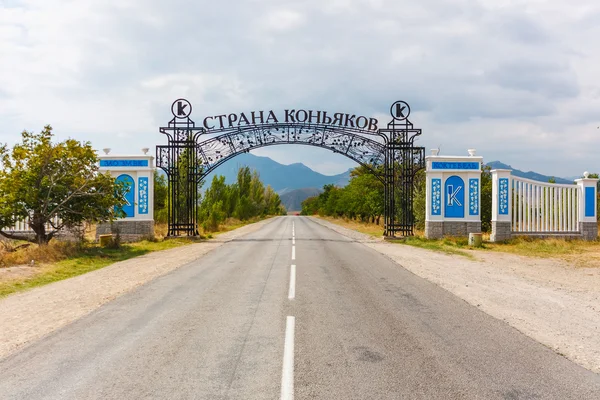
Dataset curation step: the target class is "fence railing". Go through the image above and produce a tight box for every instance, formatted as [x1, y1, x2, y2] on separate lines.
[4, 216, 61, 234]
[511, 176, 579, 233]
[492, 169, 598, 241]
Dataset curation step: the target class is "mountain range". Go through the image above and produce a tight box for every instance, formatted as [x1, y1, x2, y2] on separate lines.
[198, 154, 577, 211]
[202, 153, 350, 194]
[486, 161, 573, 184]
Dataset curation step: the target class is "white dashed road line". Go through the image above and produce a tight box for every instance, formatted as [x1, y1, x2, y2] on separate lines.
[280, 316, 295, 400]
[288, 265, 296, 300]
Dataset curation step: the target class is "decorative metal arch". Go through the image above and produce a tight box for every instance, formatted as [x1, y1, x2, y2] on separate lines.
[195, 125, 386, 182]
[157, 99, 424, 237]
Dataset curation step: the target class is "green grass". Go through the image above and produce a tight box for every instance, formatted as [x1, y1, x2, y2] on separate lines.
[0, 239, 194, 298]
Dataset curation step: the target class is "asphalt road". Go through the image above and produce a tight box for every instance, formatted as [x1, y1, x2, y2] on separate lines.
[1, 216, 599, 399]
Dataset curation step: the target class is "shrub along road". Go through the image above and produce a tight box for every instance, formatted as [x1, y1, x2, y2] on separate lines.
[0, 216, 599, 399]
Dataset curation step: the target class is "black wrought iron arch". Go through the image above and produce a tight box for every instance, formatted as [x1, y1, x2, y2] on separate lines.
[156, 99, 425, 238]
[195, 124, 387, 184]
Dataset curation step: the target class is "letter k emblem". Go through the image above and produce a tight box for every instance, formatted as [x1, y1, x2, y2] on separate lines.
[396, 104, 406, 118]
[177, 101, 188, 116]
[447, 185, 462, 206]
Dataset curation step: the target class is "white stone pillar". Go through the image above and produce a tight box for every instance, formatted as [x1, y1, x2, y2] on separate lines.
[576, 172, 599, 240]
[425, 149, 483, 238]
[490, 169, 512, 242]
[96, 149, 156, 241]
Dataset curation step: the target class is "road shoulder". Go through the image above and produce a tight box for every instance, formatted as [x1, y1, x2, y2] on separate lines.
[0, 217, 277, 360]
[309, 216, 600, 374]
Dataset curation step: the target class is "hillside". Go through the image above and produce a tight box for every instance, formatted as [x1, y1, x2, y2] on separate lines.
[486, 161, 574, 184]
[280, 187, 323, 212]
[202, 153, 351, 193]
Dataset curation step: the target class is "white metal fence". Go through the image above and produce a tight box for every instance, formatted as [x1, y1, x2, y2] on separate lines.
[511, 176, 579, 233]
[4, 216, 61, 233]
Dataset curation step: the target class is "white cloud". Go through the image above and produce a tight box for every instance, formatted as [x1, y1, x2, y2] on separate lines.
[0, 0, 599, 177]
[261, 9, 305, 32]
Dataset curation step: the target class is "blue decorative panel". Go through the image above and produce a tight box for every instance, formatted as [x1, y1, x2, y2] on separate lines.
[431, 179, 441, 216]
[585, 187, 595, 217]
[138, 177, 149, 215]
[499, 178, 509, 215]
[444, 175, 465, 218]
[116, 174, 135, 218]
[432, 162, 479, 170]
[101, 159, 149, 167]
[469, 178, 479, 216]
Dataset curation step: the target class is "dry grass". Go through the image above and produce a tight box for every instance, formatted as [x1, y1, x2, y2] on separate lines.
[0, 240, 80, 267]
[0, 238, 194, 298]
[0, 216, 276, 298]
[153, 217, 271, 240]
[317, 216, 385, 237]
[483, 237, 600, 268]
[317, 216, 600, 266]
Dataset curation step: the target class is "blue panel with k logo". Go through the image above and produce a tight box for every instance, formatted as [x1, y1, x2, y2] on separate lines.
[444, 175, 465, 218]
[116, 174, 135, 218]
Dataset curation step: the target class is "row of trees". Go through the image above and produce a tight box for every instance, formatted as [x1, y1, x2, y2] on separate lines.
[301, 165, 385, 224]
[153, 166, 286, 232]
[197, 167, 286, 231]
[301, 165, 494, 232]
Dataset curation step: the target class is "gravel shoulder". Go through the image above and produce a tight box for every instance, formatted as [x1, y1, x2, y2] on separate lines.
[310, 217, 600, 374]
[0, 218, 276, 360]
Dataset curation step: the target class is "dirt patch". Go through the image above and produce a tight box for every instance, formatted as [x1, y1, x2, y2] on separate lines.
[0, 264, 41, 280]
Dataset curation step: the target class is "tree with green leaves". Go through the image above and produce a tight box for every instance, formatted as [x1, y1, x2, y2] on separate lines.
[480, 165, 493, 232]
[153, 171, 168, 223]
[412, 169, 426, 230]
[264, 185, 283, 215]
[199, 175, 228, 231]
[198, 167, 285, 231]
[234, 166, 254, 220]
[0, 126, 127, 244]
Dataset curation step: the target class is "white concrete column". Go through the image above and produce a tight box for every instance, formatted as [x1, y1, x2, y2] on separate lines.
[576, 173, 598, 223]
[491, 169, 512, 223]
[490, 169, 512, 242]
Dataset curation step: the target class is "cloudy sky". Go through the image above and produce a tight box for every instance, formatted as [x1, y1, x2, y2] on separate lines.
[1, 0, 599, 177]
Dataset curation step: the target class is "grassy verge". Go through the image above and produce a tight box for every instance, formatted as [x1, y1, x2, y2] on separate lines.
[389, 236, 475, 259]
[316, 216, 472, 258]
[316, 216, 385, 237]
[315, 215, 600, 265]
[0, 216, 276, 298]
[0, 239, 194, 298]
